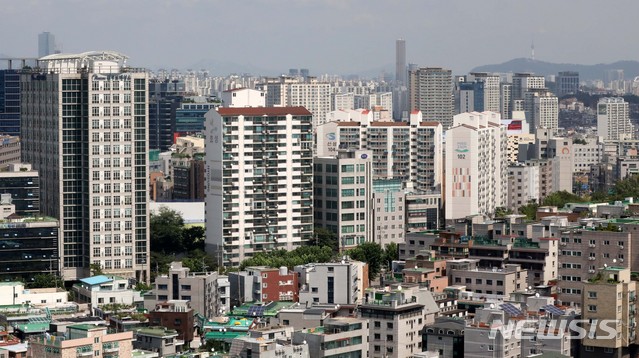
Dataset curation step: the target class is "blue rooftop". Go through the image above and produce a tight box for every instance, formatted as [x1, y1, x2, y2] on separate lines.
[79, 275, 113, 286]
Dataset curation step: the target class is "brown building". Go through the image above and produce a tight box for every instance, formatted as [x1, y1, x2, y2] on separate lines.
[229, 267, 299, 306]
[148, 300, 195, 343]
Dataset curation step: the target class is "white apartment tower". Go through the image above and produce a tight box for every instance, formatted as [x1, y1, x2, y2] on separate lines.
[21, 51, 150, 282]
[204, 107, 314, 267]
[445, 111, 508, 220]
[408, 67, 454, 128]
[597, 97, 632, 140]
[316, 110, 443, 193]
[468, 72, 501, 113]
[526, 89, 558, 135]
[257, 77, 331, 128]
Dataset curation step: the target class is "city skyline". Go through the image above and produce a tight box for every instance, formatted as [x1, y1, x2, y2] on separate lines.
[0, 0, 637, 75]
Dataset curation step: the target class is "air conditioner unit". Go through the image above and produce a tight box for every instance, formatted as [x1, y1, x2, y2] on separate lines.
[560, 242, 567, 246]
[589, 244, 596, 248]
[589, 257, 596, 261]
[620, 258, 624, 262]
[588, 270, 595, 273]
[620, 246, 624, 249]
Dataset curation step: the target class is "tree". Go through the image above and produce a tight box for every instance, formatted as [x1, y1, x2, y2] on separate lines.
[541, 191, 585, 208]
[182, 249, 218, 273]
[239, 245, 336, 270]
[347, 242, 385, 282]
[183, 225, 206, 251]
[383, 242, 399, 270]
[28, 273, 63, 289]
[494, 207, 513, 218]
[150, 207, 185, 253]
[90, 263, 104, 276]
[518, 201, 539, 221]
[312, 227, 339, 253]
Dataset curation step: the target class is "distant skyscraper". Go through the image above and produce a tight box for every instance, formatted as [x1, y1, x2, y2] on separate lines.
[38, 32, 56, 58]
[597, 97, 632, 140]
[556, 71, 579, 97]
[0, 69, 21, 135]
[408, 67, 454, 128]
[21, 51, 151, 282]
[395, 39, 406, 85]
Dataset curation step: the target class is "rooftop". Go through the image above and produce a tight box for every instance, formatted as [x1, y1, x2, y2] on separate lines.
[217, 107, 312, 116]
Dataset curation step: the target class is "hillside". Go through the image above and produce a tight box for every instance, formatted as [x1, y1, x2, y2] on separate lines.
[471, 58, 639, 82]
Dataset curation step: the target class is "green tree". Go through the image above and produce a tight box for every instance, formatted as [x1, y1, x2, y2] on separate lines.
[150, 207, 185, 253]
[518, 201, 539, 221]
[90, 263, 104, 276]
[541, 191, 585, 208]
[494, 207, 513, 218]
[182, 249, 218, 273]
[183, 225, 206, 251]
[28, 273, 63, 288]
[383, 242, 399, 270]
[239, 245, 336, 270]
[312, 227, 339, 253]
[347, 242, 385, 282]
[150, 251, 173, 279]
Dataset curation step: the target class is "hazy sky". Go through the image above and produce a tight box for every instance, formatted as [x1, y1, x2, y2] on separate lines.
[2, 0, 638, 75]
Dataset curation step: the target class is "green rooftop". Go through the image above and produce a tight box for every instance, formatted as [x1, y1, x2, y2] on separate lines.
[136, 327, 178, 337]
[68, 324, 106, 331]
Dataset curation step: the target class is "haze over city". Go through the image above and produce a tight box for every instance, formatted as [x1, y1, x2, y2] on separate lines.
[2, 0, 638, 74]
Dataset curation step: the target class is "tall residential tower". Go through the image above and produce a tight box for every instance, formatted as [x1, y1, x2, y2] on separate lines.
[21, 51, 150, 282]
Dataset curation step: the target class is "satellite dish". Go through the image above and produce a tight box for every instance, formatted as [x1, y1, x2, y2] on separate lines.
[604, 264, 608, 268]
[613, 259, 617, 264]
[397, 285, 402, 291]
[490, 303, 495, 309]
[535, 293, 540, 298]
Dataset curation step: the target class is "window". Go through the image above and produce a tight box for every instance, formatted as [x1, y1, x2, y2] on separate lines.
[588, 305, 597, 312]
[588, 291, 597, 298]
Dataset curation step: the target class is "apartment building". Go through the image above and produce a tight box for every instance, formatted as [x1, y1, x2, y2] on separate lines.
[152, 261, 229, 319]
[313, 149, 373, 250]
[292, 317, 369, 358]
[408, 67, 454, 128]
[581, 266, 639, 357]
[317, 110, 443, 193]
[445, 111, 508, 220]
[29, 324, 133, 358]
[448, 260, 528, 296]
[21, 51, 150, 281]
[507, 162, 540, 212]
[204, 107, 313, 266]
[359, 287, 439, 358]
[597, 97, 632, 141]
[228, 266, 299, 306]
[557, 228, 632, 307]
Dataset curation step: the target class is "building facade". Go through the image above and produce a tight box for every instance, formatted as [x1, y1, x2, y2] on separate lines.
[408, 67, 453, 129]
[204, 107, 314, 266]
[445, 111, 507, 220]
[20, 51, 150, 281]
[597, 97, 632, 141]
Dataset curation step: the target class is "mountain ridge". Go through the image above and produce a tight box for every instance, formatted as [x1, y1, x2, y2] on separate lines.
[471, 58, 639, 82]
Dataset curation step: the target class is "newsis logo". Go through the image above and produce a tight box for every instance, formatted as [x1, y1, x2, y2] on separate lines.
[326, 133, 337, 141]
[489, 319, 619, 340]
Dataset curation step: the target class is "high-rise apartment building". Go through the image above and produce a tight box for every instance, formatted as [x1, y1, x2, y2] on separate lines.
[597, 97, 632, 141]
[409, 67, 453, 128]
[257, 77, 331, 128]
[467, 72, 501, 113]
[204, 107, 313, 267]
[445, 111, 508, 220]
[317, 110, 443, 192]
[556, 71, 579, 97]
[526, 89, 558, 135]
[20, 51, 150, 282]
[37, 32, 57, 58]
[511, 73, 545, 101]
[313, 149, 373, 250]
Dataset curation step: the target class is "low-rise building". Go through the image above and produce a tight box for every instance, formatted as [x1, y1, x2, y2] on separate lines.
[134, 327, 182, 357]
[228, 267, 299, 306]
[152, 261, 228, 319]
[28, 324, 133, 358]
[148, 300, 194, 343]
[422, 318, 465, 358]
[448, 260, 528, 296]
[359, 287, 439, 358]
[72, 275, 142, 307]
[292, 317, 369, 358]
[0, 282, 67, 306]
[229, 335, 308, 358]
[295, 260, 368, 305]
